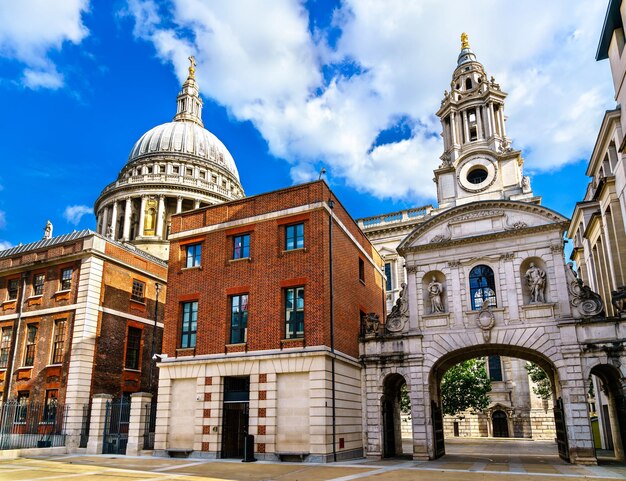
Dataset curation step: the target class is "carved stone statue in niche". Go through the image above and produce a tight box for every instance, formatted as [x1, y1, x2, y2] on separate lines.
[428, 276, 445, 313]
[525, 262, 546, 303]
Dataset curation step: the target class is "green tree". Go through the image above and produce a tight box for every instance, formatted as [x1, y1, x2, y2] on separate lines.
[525, 362, 552, 400]
[441, 359, 491, 416]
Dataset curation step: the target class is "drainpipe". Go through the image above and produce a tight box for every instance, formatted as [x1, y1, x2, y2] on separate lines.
[328, 198, 337, 463]
[4, 272, 29, 402]
[148, 282, 161, 393]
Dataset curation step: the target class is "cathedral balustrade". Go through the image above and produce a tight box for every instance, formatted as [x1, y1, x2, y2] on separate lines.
[98, 174, 234, 198]
[359, 205, 432, 229]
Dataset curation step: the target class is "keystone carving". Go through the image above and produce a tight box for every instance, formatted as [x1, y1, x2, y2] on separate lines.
[476, 299, 495, 342]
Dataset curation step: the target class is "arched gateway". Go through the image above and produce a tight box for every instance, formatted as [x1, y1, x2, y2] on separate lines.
[360, 199, 626, 464]
[358, 34, 626, 466]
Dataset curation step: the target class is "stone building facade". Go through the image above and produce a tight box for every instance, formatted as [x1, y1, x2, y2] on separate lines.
[358, 35, 555, 443]
[0, 230, 166, 447]
[566, 0, 626, 454]
[154, 180, 385, 461]
[359, 35, 626, 465]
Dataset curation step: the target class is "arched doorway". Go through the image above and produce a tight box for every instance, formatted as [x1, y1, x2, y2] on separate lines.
[427, 344, 568, 461]
[492, 410, 509, 437]
[588, 364, 626, 462]
[381, 373, 411, 458]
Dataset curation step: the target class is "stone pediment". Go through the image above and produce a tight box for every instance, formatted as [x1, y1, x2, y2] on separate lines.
[397, 201, 568, 254]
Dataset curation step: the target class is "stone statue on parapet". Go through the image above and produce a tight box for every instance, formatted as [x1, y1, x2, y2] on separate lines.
[43, 220, 53, 240]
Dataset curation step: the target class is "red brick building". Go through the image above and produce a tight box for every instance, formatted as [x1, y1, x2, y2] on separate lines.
[0, 230, 166, 448]
[155, 180, 385, 461]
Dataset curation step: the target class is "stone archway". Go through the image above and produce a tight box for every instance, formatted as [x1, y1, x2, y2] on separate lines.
[381, 373, 407, 458]
[360, 200, 626, 466]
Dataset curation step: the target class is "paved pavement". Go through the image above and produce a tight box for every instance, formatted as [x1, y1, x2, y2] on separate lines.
[0, 438, 624, 481]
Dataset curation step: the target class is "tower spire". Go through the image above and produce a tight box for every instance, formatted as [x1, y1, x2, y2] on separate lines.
[173, 55, 204, 127]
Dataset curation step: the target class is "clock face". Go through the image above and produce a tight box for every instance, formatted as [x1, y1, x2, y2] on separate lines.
[457, 156, 497, 193]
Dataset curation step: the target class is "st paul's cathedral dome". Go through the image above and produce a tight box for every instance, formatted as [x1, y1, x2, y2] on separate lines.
[94, 57, 245, 260]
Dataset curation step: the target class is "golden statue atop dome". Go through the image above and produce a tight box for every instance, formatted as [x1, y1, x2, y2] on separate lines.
[188, 56, 196, 79]
[461, 32, 470, 49]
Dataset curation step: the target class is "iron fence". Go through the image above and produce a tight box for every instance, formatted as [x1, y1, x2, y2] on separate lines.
[142, 401, 157, 450]
[103, 398, 130, 454]
[0, 400, 67, 450]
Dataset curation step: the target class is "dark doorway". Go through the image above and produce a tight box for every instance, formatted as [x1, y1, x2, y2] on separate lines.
[492, 410, 509, 438]
[432, 400, 445, 457]
[382, 399, 395, 457]
[221, 377, 250, 459]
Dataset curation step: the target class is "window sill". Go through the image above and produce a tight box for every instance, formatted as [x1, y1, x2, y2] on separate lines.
[182, 265, 202, 271]
[45, 364, 62, 368]
[27, 295, 43, 300]
[2, 300, 17, 310]
[229, 257, 252, 264]
[53, 290, 71, 301]
[17, 366, 33, 370]
[281, 337, 304, 342]
[123, 368, 141, 373]
[282, 248, 307, 255]
[226, 343, 247, 347]
[130, 298, 146, 306]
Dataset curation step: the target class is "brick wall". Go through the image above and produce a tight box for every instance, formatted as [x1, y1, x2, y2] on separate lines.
[164, 181, 384, 359]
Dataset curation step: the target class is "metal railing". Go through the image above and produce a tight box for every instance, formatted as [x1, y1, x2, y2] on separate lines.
[0, 400, 67, 450]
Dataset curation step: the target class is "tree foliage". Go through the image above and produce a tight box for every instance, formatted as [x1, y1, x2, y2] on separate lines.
[525, 362, 552, 400]
[400, 383, 411, 416]
[441, 359, 491, 416]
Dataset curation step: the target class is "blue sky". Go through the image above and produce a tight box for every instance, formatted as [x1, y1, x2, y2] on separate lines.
[0, 1, 615, 249]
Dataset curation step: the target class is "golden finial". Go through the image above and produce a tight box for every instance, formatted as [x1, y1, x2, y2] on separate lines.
[461, 32, 470, 49]
[188, 55, 196, 79]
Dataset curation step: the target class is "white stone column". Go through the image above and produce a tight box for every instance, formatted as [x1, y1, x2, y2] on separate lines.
[110, 201, 118, 240]
[123, 197, 132, 241]
[194, 199, 201, 209]
[450, 112, 457, 146]
[126, 392, 153, 456]
[483, 106, 491, 138]
[489, 102, 497, 136]
[462, 110, 469, 144]
[101, 206, 110, 237]
[64, 254, 104, 449]
[156, 195, 165, 239]
[176, 196, 183, 214]
[476, 107, 484, 140]
[86, 394, 112, 454]
[500, 107, 507, 137]
[138, 195, 147, 237]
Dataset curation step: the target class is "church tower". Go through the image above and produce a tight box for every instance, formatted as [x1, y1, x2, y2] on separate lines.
[434, 33, 538, 209]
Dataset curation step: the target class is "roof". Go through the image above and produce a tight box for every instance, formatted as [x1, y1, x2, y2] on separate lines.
[0, 229, 167, 267]
[597, 0, 623, 60]
[0, 230, 94, 259]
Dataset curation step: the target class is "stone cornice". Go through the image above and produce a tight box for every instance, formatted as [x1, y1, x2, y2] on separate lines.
[398, 200, 569, 255]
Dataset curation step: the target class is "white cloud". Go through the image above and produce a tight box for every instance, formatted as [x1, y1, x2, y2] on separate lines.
[0, 211, 5, 230]
[126, 0, 613, 202]
[0, 241, 11, 251]
[63, 204, 92, 225]
[0, 0, 89, 89]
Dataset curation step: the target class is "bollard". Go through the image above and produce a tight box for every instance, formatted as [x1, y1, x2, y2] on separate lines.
[242, 434, 256, 462]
